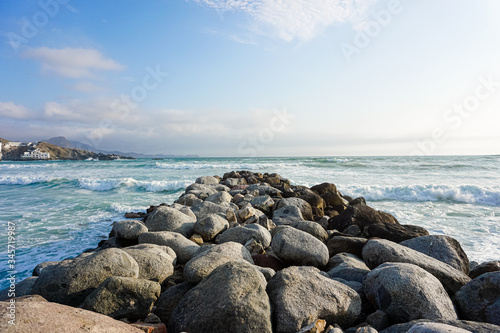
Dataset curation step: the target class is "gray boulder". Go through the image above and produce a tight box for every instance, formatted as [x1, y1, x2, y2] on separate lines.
[272, 205, 304, 225]
[407, 322, 472, 332]
[175, 193, 203, 206]
[218, 223, 272, 248]
[195, 176, 219, 185]
[380, 319, 500, 333]
[0, 277, 37, 301]
[267, 266, 361, 332]
[330, 202, 399, 232]
[401, 235, 469, 274]
[169, 261, 272, 333]
[327, 253, 371, 283]
[292, 220, 329, 242]
[271, 226, 329, 267]
[154, 282, 195, 325]
[145, 206, 196, 237]
[32, 248, 139, 306]
[362, 239, 471, 295]
[138, 231, 199, 264]
[191, 201, 235, 220]
[193, 214, 229, 241]
[122, 244, 176, 283]
[205, 191, 232, 204]
[111, 220, 148, 240]
[251, 195, 275, 215]
[326, 235, 367, 257]
[184, 242, 254, 283]
[363, 223, 429, 243]
[469, 260, 500, 279]
[364, 263, 457, 323]
[454, 272, 500, 325]
[277, 197, 314, 220]
[82, 276, 160, 321]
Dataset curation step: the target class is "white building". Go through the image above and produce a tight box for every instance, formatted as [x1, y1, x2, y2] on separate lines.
[22, 148, 50, 160]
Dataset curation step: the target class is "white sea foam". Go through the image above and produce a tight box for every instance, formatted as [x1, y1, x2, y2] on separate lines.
[344, 184, 500, 206]
[154, 162, 300, 170]
[0, 175, 62, 185]
[0, 163, 56, 169]
[110, 203, 147, 214]
[78, 177, 191, 192]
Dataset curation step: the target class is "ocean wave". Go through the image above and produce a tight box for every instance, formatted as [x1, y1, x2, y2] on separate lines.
[110, 203, 147, 214]
[345, 184, 500, 206]
[0, 175, 64, 185]
[154, 162, 300, 170]
[78, 177, 191, 192]
[0, 163, 56, 169]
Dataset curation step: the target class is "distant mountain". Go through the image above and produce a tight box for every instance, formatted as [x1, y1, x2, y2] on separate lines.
[42, 137, 199, 158]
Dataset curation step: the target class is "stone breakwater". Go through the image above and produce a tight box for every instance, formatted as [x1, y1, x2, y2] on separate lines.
[2, 170, 500, 333]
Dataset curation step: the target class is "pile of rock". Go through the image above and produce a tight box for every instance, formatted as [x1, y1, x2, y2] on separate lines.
[2, 170, 500, 333]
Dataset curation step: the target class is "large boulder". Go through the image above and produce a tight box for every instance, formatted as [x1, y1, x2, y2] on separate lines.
[299, 192, 326, 219]
[454, 272, 500, 325]
[251, 195, 275, 215]
[469, 260, 500, 279]
[267, 266, 361, 332]
[205, 191, 232, 204]
[82, 276, 161, 321]
[195, 176, 219, 185]
[111, 220, 148, 240]
[169, 261, 272, 333]
[330, 202, 399, 232]
[32, 248, 139, 306]
[122, 244, 176, 283]
[144, 206, 196, 237]
[362, 239, 471, 295]
[193, 214, 229, 241]
[190, 201, 235, 220]
[327, 253, 371, 283]
[292, 220, 329, 242]
[276, 197, 314, 221]
[0, 299, 143, 332]
[175, 193, 203, 206]
[400, 235, 469, 274]
[363, 263, 458, 323]
[154, 282, 195, 325]
[218, 223, 272, 248]
[406, 322, 472, 332]
[380, 319, 500, 333]
[362, 223, 429, 243]
[184, 242, 254, 283]
[271, 226, 329, 267]
[326, 235, 367, 257]
[138, 231, 199, 264]
[272, 205, 305, 225]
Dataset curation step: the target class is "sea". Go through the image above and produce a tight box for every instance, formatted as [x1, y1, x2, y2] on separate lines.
[1, 155, 499, 290]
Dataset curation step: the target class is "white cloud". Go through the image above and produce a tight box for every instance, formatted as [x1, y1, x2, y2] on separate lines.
[194, 0, 378, 41]
[70, 82, 107, 93]
[0, 101, 31, 119]
[21, 47, 125, 78]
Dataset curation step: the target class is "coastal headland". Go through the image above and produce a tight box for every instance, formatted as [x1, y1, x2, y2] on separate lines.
[1, 170, 499, 333]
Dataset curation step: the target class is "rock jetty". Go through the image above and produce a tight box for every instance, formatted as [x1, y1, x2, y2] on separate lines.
[2, 170, 500, 333]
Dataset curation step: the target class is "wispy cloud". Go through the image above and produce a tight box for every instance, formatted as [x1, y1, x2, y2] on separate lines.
[0, 101, 31, 119]
[194, 0, 379, 41]
[21, 47, 125, 78]
[70, 82, 107, 93]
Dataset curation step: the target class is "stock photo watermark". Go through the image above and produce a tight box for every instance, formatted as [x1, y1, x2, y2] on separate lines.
[412, 74, 499, 155]
[5, 221, 17, 325]
[237, 109, 295, 157]
[340, 0, 403, 64]
[84, 65, 168, 148]
[5, 0, 73, 53]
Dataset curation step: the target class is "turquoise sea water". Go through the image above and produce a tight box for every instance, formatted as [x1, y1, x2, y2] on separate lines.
[1, 156, 499, 289]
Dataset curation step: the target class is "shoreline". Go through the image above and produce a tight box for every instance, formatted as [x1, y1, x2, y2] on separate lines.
[1, 170, 500, 332]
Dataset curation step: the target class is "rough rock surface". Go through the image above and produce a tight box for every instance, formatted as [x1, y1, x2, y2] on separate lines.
[327, 235, 367, 257]
[276, 197, 314, 221]
[267, 266, 361, 332]
[154, 282, 194, 325]
[111, 220, 148, 240]
[327, 253, 371, 283]
[82, 276, 161, 321]
[363, 223, 429, 243]
[271, 226, 329, 267]
[454, 272, 500, 325]
[330, 202, 399, 231]
[364, 262, 458, 323]
[362, 239, 471, 295]
[145, 206, 196, 237]
[218, 223, 272, 248]
[400, 235, 469, 274]
[169, 261, 272, 333]
[380, 319, 500, 333]
[32, 248, 139, 306]
[468, 260, 500, 279]
[193, 213, 229, 241]
[138, 231, 199, 264]
[0, 299, 143, 332]
[122, 244, 175, 283]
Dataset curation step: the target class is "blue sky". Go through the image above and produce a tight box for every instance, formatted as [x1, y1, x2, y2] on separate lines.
[1, 0, 499, 156]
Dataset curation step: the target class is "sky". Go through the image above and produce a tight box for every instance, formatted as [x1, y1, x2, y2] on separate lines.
[1, 0, 500, 157]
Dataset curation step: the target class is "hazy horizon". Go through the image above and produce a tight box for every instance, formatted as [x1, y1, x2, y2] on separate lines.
[1, 1, 500, 157]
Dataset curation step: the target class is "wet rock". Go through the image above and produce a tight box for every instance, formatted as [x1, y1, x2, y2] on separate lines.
[169, 261, 272, 333]
[362, 239, 471, 295]
[33, 260, 60, 276]
[271, 226, 329, 267]
[401, 235, 469, 274]
[32, 248, 139, 306]
[138, 231, 199, 264]
[454, 271, 500, 325]
[363, 223, 429, 243]
[468, 260, 500, 279]
[267, 266, 361, 332]
[193, 214, 229, 241]
[144, 206, 196, 238]
[122, 244, 176, 283]
[82, 276, 160, 321]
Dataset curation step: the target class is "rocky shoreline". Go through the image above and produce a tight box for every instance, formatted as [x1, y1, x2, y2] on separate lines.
[2, 170, 500, 333]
